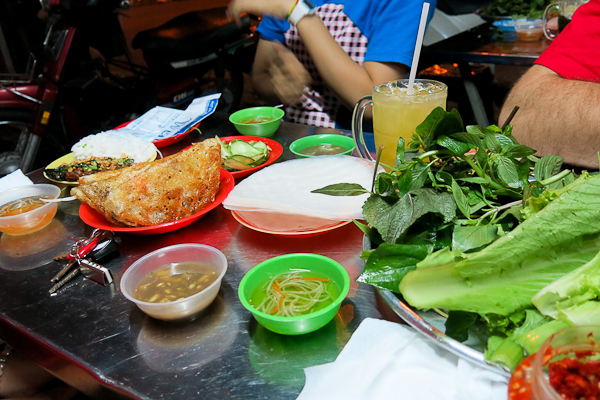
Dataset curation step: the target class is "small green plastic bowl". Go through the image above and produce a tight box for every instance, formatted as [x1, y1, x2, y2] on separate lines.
[289, 134, 356, 158]
[238, 253, 350, 335]
[229, 107, 285, 137]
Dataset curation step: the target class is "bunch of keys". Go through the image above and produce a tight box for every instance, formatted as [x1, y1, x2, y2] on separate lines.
[50, 229, 120, 294]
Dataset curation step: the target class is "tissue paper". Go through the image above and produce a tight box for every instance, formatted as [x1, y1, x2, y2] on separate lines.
[0, 170, 33, 193]
[296, 318, 508, 400]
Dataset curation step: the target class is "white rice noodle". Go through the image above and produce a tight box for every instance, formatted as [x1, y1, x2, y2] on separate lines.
[71, 131, 157, 163]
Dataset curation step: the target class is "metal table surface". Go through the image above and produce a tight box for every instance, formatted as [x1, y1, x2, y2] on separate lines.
[0, 121, 393, 399]
[421, 22, 552, 67]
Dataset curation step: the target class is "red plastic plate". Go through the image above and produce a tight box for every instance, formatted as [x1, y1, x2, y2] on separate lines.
[230, 210, 352, 238]
[218, 136, 283, 179]
[79, 169, 234, 235]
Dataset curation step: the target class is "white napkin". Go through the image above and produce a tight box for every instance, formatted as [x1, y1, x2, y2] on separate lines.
[223, 155, 382, 221]
[0, 170, 33, 193]
[296, 318, 508, 400]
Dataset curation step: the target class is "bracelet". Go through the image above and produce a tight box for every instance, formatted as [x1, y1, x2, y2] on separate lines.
[286, 0, 300, 19]
[288, 0, 316, 26]
[0, 342, 12, 386]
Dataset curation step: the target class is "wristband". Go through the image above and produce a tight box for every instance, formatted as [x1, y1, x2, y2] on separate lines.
[288, 0, 316, 26]
[286, 0, 300, 19]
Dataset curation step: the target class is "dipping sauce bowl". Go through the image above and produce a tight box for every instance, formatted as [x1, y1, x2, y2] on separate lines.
[121, 244, 228, 321]
[0, 184, 61, 236]
[229, 107, 285, 137]
[289, 134, 355, 158]
[238, 253, 350, 335]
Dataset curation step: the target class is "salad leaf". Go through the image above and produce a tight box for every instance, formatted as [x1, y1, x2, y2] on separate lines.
[533, 249, 600, 318]
[357, 243, 430, 291]
[400, 174, 600, 315]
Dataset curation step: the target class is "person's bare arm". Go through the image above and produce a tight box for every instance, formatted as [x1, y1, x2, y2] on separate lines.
[229, 0, 408, 110]
[499, 64, 600, 169]
[295, 14, 408, 110]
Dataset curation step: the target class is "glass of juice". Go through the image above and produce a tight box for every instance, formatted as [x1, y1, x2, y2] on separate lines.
[543, 0, 586, 40]
[352, 79, 447, 170]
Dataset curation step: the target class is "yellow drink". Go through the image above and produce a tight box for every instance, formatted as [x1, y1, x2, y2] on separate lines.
[372, 79, 447, 169]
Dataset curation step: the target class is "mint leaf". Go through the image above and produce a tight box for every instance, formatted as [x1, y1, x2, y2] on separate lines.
[311, 183, 368, 196]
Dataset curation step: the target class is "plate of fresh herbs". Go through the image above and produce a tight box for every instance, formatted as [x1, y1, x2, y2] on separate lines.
[313, 106, 600, 374]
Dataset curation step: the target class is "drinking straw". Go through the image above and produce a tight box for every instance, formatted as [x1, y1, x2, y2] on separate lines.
[407, 2, 431, 95]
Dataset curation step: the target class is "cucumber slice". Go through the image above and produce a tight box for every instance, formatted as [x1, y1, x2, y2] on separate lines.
[250, 154, 268, 166]
[251, 141, 268, 152]
[223, 158, 253, 170]
[215, 136, 233, 158]
[230, 140, 262, 158]
[230, 154, 255, 164]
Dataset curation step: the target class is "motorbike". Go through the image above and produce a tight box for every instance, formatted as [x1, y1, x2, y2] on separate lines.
[0, 0, 258, 176]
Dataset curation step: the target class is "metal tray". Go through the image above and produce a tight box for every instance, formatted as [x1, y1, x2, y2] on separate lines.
[363, 236, 511, 378]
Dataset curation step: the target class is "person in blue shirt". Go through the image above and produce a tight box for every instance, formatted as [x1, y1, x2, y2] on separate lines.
[228, 0, 436, 128]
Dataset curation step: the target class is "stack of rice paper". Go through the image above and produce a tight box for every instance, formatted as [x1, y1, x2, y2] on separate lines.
[222, 155, 382, 232]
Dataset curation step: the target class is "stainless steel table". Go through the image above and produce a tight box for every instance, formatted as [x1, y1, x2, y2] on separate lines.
[0, 122, 394, 399]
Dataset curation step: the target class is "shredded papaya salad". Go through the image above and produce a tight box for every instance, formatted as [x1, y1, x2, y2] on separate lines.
[255, 272, 332, 317]
[0, 197, 48, 217]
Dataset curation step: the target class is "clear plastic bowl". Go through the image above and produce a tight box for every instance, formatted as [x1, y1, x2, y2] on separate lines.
[515, 20, 544, 41]
[0, 184, 61, 235]
[120, 244, 228, 321]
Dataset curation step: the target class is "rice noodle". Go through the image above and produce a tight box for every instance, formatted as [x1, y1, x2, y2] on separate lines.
[255, 272, 331, 317]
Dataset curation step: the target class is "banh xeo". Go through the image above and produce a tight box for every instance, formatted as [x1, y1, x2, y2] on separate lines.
[313, 106, 600, 372]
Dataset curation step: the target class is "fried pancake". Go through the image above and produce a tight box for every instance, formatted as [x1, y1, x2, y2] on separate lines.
[71, 139, 221, 227]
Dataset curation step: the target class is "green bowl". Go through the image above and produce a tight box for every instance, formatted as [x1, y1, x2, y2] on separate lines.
[289, 134, 356, 158]
[238, 253, 350, 335]
[229, 107, 285, 137]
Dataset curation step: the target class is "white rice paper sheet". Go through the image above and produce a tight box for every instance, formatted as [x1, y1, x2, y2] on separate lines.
[222, 155, 382, 221]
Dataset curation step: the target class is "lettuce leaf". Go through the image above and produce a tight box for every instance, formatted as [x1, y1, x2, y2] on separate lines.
[400, 174, 600, 316]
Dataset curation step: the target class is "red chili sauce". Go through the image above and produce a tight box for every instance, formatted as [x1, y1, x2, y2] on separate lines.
[548, 353, 600, 400]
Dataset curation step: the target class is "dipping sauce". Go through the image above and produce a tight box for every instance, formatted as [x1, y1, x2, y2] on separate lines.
[516, 27, 543, 41]
[240, 116, 274, 124]
[298, 144, 349, 156]
[0, 196, 51, 217]
[134, 262, 218, 303]
[249, 271, 339, 317]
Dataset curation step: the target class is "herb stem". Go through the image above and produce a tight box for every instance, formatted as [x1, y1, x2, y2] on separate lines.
[457, 154, 505, 191]
[540, 169, 571, 186]
[417, 150, 442, 160]
[477, 200, 523, 224]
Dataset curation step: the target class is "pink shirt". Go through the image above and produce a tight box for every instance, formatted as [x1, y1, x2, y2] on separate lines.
[535, 0, 600, 82]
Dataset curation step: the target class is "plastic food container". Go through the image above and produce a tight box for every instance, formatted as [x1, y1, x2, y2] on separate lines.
[289, 134, 356, 158]
[0, 184, 61, 235]
[515, 20, 544, 41]
[229, 107, 284, 137]
[120, 244, 228, 321]
[238, 253, 350, 335]
[509, 325, 600, 400]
